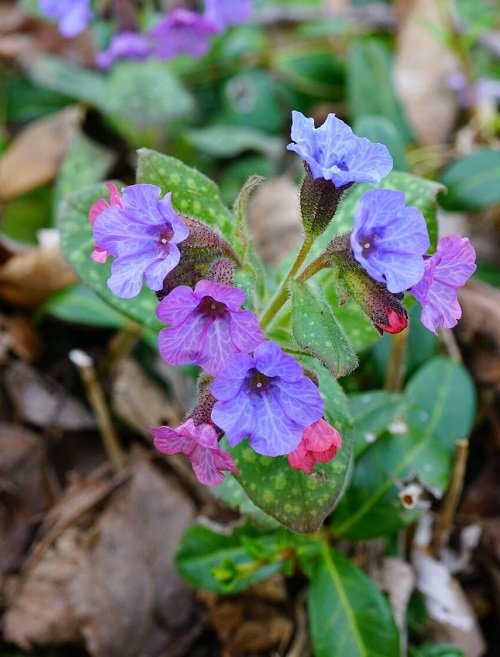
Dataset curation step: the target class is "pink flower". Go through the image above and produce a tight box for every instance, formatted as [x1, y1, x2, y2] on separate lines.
[411, 235, 476, 334]
[150, 418, 239, 486]
[88, 183, 122, 264]
[157, 280, 265, 376]
[288, 419, 342, 473]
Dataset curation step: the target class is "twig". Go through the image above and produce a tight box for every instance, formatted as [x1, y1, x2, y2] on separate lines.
[432, 439, 469, 552]
[98, 322, 142, 375]
[439, 327, 463, 364]
[70, 349, 126, 475]
[384, 329, 409, 392]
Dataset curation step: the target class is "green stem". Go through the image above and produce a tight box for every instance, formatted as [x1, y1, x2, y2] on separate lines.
[296, 253, 329, 283]
[384, 329, 409, 392]
[259, 236, 314, 330]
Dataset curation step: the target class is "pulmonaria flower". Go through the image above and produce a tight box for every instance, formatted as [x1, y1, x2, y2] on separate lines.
[287, 110, 393, 187]
[211, 342, 324, 457]
[39, 0, 93, 38]
[92, 184, 189, 298]
[350, 189, 430, 293]
[410, 235, 476, 334]
[151, 419, 238, 486]
[204, 0, 253, 28]
[149, 9, 218, 60]
[88, 182, 122, 264]
[288, 419, 342, 473]
[157, 280, 264, 376]
[96, 32, 153, 69]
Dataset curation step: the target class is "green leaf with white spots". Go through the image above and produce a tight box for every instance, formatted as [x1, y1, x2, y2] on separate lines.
[211, 476, 280, 531]
[309, 544, 401, 657]
[349, 391, 408, 458]
[57, 183, 161, 331]
[225, 364, 353, 534]
[290, 280, 358, 377]
[330, 357, 475, 539]
[136, 148, 234, 239]
[40, 284, 128, 329]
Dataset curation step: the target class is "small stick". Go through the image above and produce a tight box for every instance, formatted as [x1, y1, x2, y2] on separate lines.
[432, 438, 469, 551]
[439, 327, 463, 364]
[70, 349, 126, 475]
[384, 329, 408, 392]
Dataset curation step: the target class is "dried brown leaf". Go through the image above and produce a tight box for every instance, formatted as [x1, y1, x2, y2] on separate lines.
[394, 0, 459, 145]
[4, 455, 197, 657]
[0, 106, 82, 200]
[0, 313, 40, 364]
[0, 424, 50, 579]
[0, 244, 78, 306]
[247, 175, 302, 266]
[4, 360, 96, 431]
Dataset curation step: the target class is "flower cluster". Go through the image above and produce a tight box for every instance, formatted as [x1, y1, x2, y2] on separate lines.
[97, 0, 253, 69]
[87, 108, 476, 490]
[89, 177, 337, 486]
[288, 111, 476, 336]
[39, 0, 93, 37]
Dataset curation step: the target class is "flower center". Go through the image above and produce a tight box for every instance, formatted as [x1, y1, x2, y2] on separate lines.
[336, 160, 349, 171]
[197, 296, 228, 318]
[247, 369, 274, 393]
[358, 234, 376, 256]
[159, 223, 174, 250]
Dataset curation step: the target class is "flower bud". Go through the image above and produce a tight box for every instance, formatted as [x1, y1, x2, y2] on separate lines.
[300, 164, 351, 239]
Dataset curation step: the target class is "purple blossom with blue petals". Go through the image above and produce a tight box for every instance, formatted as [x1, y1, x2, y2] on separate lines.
[92, 184, 189, 299]
[96, 32, 153, 70]
[350, 189, 430, 294]
[204, 0, 253, 28]
[411, 234, 476, 334]
[211, 342, 324, 457]
[287, 110, 393, 187]
[157, 280, 265, 376]
[39, 0, 93, 38]
[149, 8, 218, 60]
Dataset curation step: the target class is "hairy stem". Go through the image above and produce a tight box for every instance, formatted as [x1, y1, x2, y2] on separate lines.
[384, 328, 409, 392]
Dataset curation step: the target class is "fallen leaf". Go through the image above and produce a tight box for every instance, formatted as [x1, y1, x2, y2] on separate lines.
[0, 313, 40, 364]
[4, 360, 96, 431]
[393, 0, 459, 145]
[0, 424, 50, 580]
[0, 106, 82, 200]
[0, 244, 78, 306]
[4, 454, 198, 657]
[111, 357, 182, 437]
[247, 175, 302, 266]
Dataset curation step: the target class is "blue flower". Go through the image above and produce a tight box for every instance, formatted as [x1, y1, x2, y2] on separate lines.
[211, 342, 324, 457]
[287, 110, 393, 187]
[39, 0, 93, 38]
[350, 189, 430, 293]
[92, 184, 189, 299]
[204, 0, 253, 29]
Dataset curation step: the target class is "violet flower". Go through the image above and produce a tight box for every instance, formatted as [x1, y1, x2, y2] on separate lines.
[204, 0, 253, 29]
[157, 280, 265, 376]
[88, 182, 122, 264]
[149, 8, 218, 60]
[151, 419, 238, 486]
[350, 189, 430, 293]
[288, 419, 342, 474]
[411, 234, 476, 334]
[287, 110, 393, 187]
[211, 342, 324, 457]
[96, 32, 153, 70]
[92, 184, 189, 299]
[39, 0, 93, 38]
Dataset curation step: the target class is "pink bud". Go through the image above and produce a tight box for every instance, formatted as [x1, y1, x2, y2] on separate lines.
[288, 419, 342, 473]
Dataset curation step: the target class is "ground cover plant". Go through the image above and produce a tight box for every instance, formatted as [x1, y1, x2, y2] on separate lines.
[0, 1, 499, 656]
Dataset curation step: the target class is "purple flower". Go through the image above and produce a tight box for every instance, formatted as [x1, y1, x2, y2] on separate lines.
[411, 234, 476, 334]
[157, 280, 265, 376]
[204, 0, 253, 29]
[287, 110, 393, 187]
[151, 419, 239, 486]
[149, 8, 218, 60]
[92, 184, 189, 298]
[39, 0, 93, 37]
[211, 342, 324, 457]
[350, 189, 430, 293]
[96, 32, 153, 69]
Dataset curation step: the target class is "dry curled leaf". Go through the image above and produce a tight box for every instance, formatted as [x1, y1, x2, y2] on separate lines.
[0, 106, 82, 200]
[4, 360, 96, 431]
[4, 455, 197, 657]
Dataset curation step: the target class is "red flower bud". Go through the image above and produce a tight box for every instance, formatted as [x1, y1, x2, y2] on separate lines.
[376, 308, 408, 334]
[288, 419, 342, 473]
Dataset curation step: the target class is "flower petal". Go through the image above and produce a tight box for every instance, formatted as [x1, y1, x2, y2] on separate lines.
[278, 378, 324, 428]
[157, 285, 199, 326]
[229, 310, 265, 353]
[249, 388, 303, 456]
[150, 424, 195, 455]
[253, 341, 303, 381]
[211, 353, 254, 401]
[143, 245, 181, 291]
[211, 389, 256, 445]
[194, 280, 245, 311]
[121, 184, 164, 226]
[158, 312, 207, 366]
